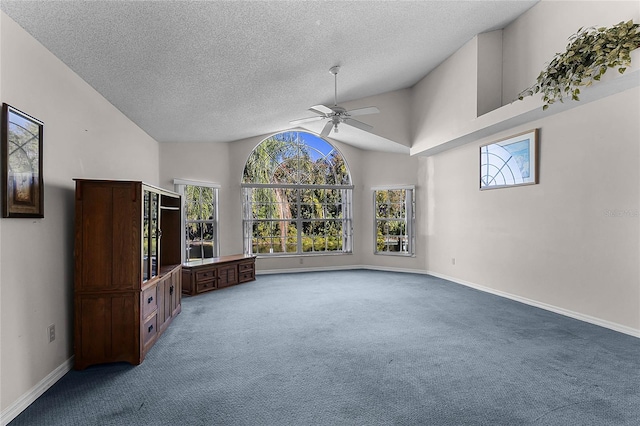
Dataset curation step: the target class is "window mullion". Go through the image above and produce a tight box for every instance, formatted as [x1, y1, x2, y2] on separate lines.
[296, 189, 302, 254]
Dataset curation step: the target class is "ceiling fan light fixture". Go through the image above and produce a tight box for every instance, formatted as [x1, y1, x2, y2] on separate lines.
[290, 65, 380, 137]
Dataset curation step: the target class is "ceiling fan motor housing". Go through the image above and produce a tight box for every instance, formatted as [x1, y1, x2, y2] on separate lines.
[330, 106, 347, 117]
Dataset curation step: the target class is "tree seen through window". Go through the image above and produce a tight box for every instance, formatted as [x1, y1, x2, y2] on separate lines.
[242, 131, 352, 255]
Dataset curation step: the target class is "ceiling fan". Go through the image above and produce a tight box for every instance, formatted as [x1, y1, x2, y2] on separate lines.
[290, 66, 379, 137]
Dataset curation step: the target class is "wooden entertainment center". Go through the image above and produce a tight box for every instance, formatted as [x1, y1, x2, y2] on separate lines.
[182, 254, 256, 296]
[73, 179, 182, 370]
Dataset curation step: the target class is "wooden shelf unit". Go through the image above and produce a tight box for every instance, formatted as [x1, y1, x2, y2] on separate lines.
[73, 179, 182, 370]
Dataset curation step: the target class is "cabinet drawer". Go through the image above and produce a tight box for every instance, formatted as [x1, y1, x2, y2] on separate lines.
[239, 272, 254, 283]
[196, 269, 216, 281]
[238, 262, 254, 272]
[196, 280, 216, 293]
[142, 286, 157, 318]
[143, 314, 157, 345]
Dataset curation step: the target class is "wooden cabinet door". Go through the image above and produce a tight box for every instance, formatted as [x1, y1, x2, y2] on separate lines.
[217, 264, 238, 289]
[170, 268, 181, 316]
[76, 182, 141, 292]
[164, 274, 173, 324]
[155, 275, 170, 332]
[75, 294, 139, 369]
[156, 268, 181, 333]
[143, 190, 161, 283]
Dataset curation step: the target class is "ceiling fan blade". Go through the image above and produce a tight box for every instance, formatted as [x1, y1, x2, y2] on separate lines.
[343, 118, 373, 132]
[320, 120, 333, 137]
[346, 106, 379, 117]
[309, 104, 334, 115]
[290, 116, 325, 125]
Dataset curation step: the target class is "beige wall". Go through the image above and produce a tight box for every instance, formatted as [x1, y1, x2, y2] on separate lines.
[158, 140, 239, 253]
[413, 0, 640, 333]
[340, 89, 413, 148]
[422, 88, 639, 331]
[358, 151, 423, 270]
[412, 0, 640, 156]
[0, 12, 161, 414]
[476, 30, 503, 116]
[411, 36, 478, 154]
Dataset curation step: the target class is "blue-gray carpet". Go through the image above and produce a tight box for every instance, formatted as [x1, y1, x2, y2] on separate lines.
[8, 270, 640, 425]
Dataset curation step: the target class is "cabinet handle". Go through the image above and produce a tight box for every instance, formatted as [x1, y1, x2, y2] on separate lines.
[147, 296, 153, 304]
[148, 324, 154, 333]
[169, 285, 174, 295]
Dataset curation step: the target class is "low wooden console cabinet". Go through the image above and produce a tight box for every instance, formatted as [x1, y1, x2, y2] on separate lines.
[182, 254, 257, 295]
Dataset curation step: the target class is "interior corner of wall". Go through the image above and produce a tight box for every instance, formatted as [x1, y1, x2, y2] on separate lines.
[476, 29, 504, 117]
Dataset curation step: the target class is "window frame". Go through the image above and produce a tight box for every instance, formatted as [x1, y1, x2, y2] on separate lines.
[372, 185, 415, 257]
[241, 131, 353, 257]
[173, 179, 220, 263]
[242, 183, 353, 257]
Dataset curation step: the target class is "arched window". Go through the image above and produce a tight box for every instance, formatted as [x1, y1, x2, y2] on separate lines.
[242, 131, 353, 255]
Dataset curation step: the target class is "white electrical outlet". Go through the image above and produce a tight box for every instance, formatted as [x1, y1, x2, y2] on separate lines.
[48, 324, 55, 343]
[452, 258, 456, 265]
[299, 257, 304, 265]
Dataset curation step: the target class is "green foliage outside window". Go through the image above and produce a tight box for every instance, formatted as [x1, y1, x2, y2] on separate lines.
[242, 131, 352, 255]
[374, 189, 412, 255]
[184, 185, 217, 260]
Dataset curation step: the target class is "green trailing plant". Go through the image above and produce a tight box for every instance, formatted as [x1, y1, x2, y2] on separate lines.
[518, 20, 640, 110]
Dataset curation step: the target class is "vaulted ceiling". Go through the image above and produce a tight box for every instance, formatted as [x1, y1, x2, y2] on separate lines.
[1, 0, 538, 151]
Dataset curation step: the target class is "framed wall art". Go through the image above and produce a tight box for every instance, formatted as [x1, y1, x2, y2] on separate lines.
[1, 103, 44, 218]
[480, 129, 538, 190]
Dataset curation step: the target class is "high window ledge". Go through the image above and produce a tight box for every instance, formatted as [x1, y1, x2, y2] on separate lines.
[411, 56, 640, 157]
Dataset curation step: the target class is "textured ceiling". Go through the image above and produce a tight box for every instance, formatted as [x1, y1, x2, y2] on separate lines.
[1, 0, 538, 150]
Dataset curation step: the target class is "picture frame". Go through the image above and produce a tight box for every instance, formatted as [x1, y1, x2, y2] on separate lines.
[480, 129, 538, 190]
[1, 103, 44, 218]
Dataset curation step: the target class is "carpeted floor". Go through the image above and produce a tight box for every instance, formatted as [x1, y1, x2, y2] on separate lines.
[8, 270, 640, 425]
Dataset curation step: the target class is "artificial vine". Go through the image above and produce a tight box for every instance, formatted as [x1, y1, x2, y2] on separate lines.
[518, 20, 640, 110]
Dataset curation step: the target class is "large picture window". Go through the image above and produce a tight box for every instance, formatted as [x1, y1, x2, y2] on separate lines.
[174, 179, 220, 261]
[373, 186, 415, 256]
[242, 131, 353, 256]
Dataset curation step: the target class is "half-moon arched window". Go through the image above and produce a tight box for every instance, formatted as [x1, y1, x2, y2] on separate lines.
[241, 131, 353, 255]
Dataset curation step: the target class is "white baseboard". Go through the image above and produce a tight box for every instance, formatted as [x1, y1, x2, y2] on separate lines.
[425, 270, 640, 338]
[256, 264, 359, 275]
[359, 265, 431, 275]
[1, 356, 74, 426]
[257, 265, 640, 338]
[256, 264, 429, 276]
